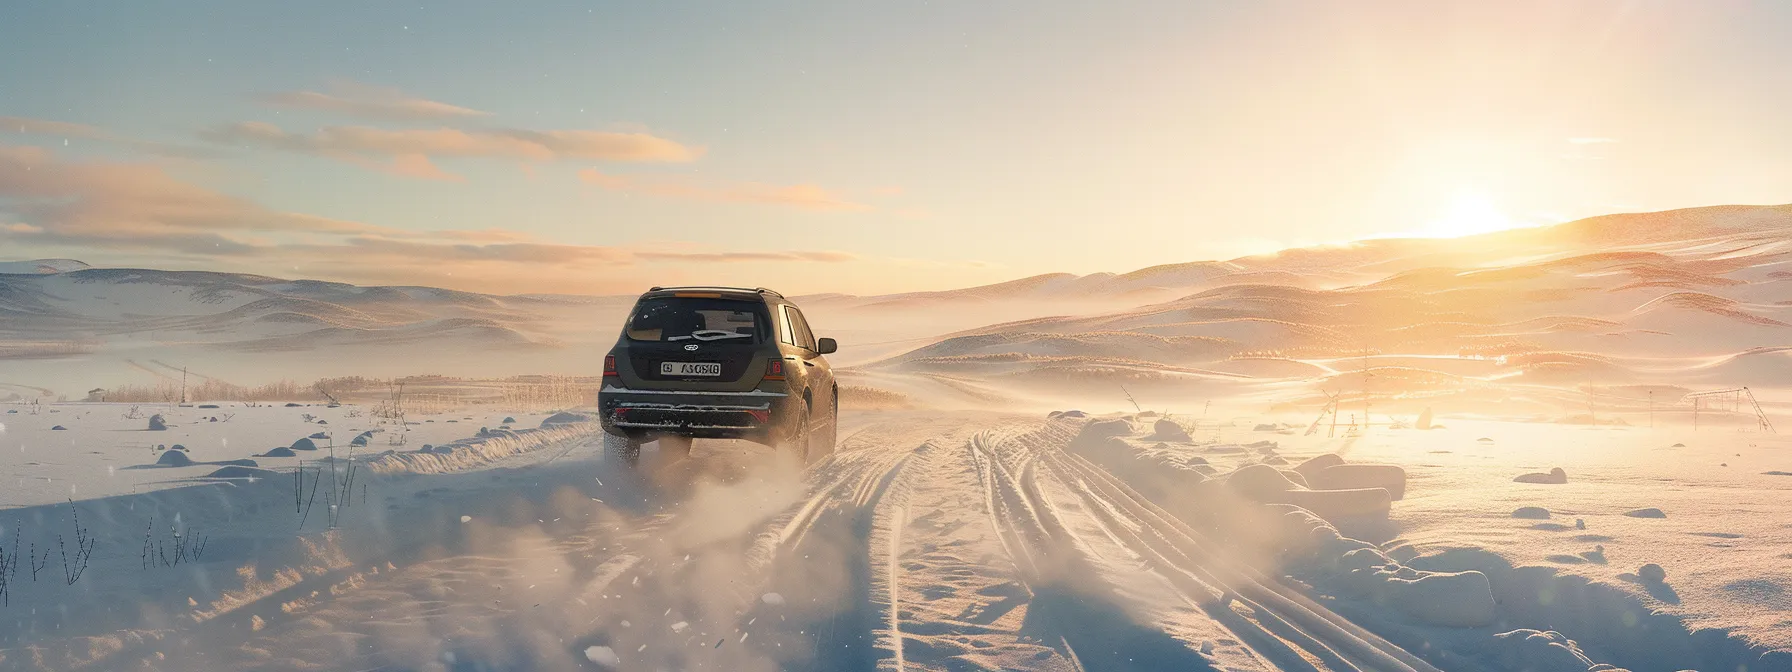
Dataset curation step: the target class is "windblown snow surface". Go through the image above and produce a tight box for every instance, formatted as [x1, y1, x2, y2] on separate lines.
[1, 406, 1788, 671]
[4, 204, 1792, 671]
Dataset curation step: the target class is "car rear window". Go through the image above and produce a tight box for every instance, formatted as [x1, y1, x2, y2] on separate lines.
[625, 298, 769, 343]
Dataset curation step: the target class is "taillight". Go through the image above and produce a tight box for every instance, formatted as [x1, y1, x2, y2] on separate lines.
[604, 354, 618, 377]
[763, 358, 785, 381]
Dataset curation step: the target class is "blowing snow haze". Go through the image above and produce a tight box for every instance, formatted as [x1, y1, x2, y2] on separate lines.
[5, 2, 1792, 671]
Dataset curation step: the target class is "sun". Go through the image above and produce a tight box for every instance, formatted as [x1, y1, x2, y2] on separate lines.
[1416, 190, 1521, 239]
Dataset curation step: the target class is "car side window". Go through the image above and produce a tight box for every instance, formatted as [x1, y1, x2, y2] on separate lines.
[778, 305, 797, 346]
[790, 307, 818, 351]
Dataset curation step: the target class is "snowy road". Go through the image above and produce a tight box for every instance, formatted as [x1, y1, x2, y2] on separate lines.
[9, 411, 1782, 671]
[0, 412, 1460, 672]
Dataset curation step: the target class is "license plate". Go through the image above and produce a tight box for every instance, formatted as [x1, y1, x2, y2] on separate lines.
[661, 361, 721, 377]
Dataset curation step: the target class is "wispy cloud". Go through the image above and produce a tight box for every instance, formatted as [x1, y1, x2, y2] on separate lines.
[258, 82, 492, 121]
[203, 122, 702, 168]
[384, 153, 464, 181]
[1, 116, 107, 139]
[1567, 137, 1618, 144]
[0, 143, 392, 255]
[2, 115, 216, 159]
[637, 250, 857, 262]
[0, 144, 858, 292]
[578, 169, 869, 211]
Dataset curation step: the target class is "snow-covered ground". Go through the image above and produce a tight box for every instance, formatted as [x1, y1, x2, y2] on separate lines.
[2, 406, 1786, 671]
[0, 402, 558, 507]
[1270, 418, 1792, 664]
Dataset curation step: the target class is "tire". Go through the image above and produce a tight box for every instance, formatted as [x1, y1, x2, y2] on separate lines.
[784, 403, 812, 464]
[821, 395, 838, 457]
[659, 435, 693, 461]
[604, 432, 641, 469]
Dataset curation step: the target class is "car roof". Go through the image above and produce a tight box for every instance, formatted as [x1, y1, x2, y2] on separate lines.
[640, 286, 786, 303]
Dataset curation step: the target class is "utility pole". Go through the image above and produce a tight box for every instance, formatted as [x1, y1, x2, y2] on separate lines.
[1361, 349, 1372, 436]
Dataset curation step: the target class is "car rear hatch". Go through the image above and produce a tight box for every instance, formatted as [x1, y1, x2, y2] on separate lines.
[615, 294, 774, 393]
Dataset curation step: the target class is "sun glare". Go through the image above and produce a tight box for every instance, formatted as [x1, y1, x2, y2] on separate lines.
[1419, 191, 1521, 239]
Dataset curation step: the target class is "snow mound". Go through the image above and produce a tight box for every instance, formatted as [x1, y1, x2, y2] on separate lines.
[540, 411, 591, 427]
[258, 447, 297, 457]
[366, 422, 600, 475]
[1484, 629, 1600, 672]
[1293, 457, 1407, 500]
[155, 450, 194, 467]
[1226, 463, 1299, 498]
[1146, 418, 1190, 441]
[1513, 506, 1552, 519]
[205, 466, 277, 479]
[1623, 507, 1667, 519]
[1271, 506, 1497, 627]
[291, 437, 319, 451]
[1068, 418, 1137, 450]
[1227, 467, 1392, 520]
[147, 414, 167, 431]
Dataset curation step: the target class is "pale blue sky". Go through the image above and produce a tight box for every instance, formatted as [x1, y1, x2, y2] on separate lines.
[3, 1, 1790, 294]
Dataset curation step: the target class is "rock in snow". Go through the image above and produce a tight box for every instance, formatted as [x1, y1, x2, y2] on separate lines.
[1514, 467, 1568, 484]
[1512, 506, 1552, 519]
[583, 645, 620, 667]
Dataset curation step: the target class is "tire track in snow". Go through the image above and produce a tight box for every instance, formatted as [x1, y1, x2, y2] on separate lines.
[1050, 451, 1438, 672]
[885, 505, 907, 672]
[970, 430, 1221, 671]
[977, 420, 1442, 672]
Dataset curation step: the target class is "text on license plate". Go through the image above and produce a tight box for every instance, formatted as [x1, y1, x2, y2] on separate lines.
[661, 361, 721, 376]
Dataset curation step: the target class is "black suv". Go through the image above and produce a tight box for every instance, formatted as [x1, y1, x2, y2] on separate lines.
[598, 286, 838, 468]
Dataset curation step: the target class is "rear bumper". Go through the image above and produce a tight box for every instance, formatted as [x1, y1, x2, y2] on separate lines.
[598, 384, 791, 441]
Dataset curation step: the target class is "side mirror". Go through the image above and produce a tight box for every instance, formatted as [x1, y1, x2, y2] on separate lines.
[816, 337, 838, 355]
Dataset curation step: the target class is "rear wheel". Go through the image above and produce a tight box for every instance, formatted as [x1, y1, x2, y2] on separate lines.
[783, 403, 812, 464]
[819, 395, 838, 458]
[604, 433, 641, 469]
[659, 434, 693, 461]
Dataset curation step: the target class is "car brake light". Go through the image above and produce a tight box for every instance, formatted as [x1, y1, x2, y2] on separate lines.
[604, 354, 618, 377]
[763, 358, 785, 381]
[746, 409, 770, 423]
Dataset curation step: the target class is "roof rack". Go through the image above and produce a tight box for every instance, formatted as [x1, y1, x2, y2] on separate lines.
[646, 285, 784, 298]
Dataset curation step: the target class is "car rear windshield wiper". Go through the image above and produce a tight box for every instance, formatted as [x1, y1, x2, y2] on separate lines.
[666, 330, 754, 342]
